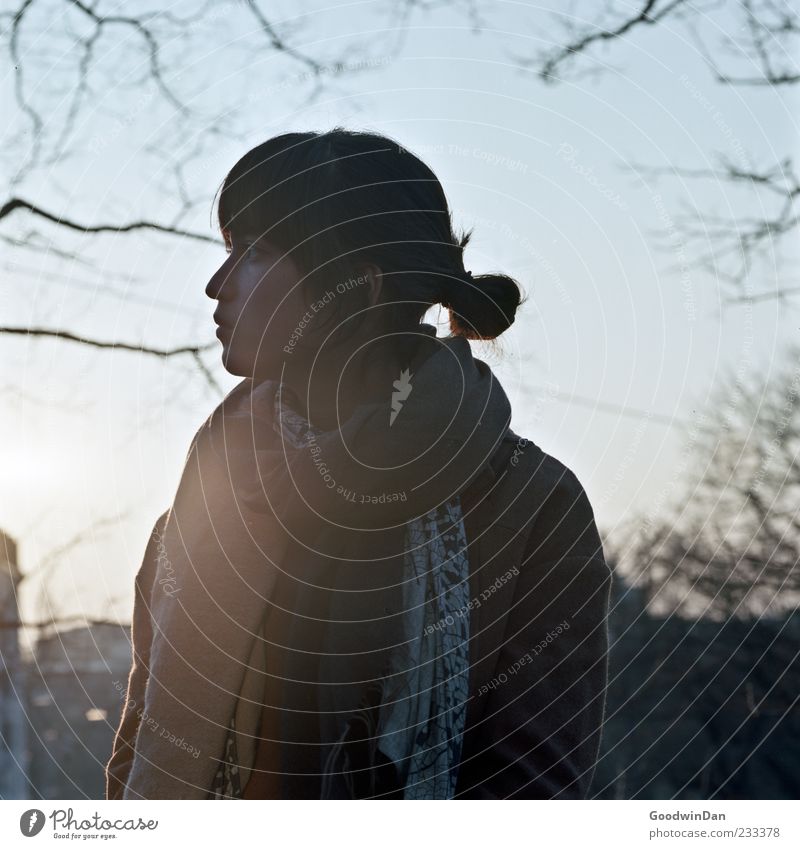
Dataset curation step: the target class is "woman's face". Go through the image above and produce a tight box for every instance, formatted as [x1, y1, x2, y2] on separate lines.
[205, 229, 317, 379]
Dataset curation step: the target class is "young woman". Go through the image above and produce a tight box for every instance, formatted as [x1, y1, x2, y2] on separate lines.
[106, 128, 612, 800]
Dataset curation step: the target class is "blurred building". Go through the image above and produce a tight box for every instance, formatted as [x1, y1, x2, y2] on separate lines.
[25, 623, 132, 800]
[0, 529, 30, 798]
[593, 570, 800, 799]
[2, 528, 133, 800]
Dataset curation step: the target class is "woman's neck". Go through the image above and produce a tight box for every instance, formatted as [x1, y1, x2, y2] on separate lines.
[279, 333, 435, 431]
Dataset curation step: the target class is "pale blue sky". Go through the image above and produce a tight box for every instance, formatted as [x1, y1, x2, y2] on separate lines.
[1, 0, 797, 624]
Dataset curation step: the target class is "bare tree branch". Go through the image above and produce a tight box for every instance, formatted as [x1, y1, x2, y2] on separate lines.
[242, 0, 325, 74]
[0, 326, 222, 392]
[7, 0, 41, 181]
[627, 155, 800, 292]
[703, 0, 800, 86]
[515, 0, 799, 300]
[66, 0, 189, 115]
[523, 0, 695, 83]
[0, 197, 219, 242]
[0, 325, 216, 358]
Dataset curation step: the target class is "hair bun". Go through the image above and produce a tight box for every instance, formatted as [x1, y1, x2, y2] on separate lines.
[443, 270, 525, 341]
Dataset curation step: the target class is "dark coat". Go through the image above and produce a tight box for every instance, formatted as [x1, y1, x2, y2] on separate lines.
[453, 428, 612, 798]
[106, 423, 611, 800]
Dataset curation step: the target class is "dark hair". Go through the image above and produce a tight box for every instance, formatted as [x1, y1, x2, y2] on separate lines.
[215, 127, 526, 342]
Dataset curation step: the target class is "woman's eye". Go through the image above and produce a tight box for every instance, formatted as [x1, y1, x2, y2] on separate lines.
[224, 238, 263, 259]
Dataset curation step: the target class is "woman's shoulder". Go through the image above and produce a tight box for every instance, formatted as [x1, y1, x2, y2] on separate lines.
[490, 427, 591, 511]
[489, 427, 608, 568]
[503, 428, 566, 473]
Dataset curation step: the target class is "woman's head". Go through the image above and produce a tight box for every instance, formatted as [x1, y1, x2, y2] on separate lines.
[205, 127, 525, 379]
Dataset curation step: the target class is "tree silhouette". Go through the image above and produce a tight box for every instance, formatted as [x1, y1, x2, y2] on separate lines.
[613, 343, 800, 619]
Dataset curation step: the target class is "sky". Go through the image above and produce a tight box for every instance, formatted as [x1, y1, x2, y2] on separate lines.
[1, 0, 797, 627]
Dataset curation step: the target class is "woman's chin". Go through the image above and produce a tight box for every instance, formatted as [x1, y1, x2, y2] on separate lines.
[218, 337, 308, 381]
[219, 344, 254, 378]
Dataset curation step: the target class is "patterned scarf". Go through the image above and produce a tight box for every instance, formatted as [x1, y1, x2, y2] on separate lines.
[212, 384, 471, 799]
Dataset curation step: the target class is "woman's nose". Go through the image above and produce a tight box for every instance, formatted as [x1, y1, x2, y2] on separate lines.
[205, 260, 229, 300]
